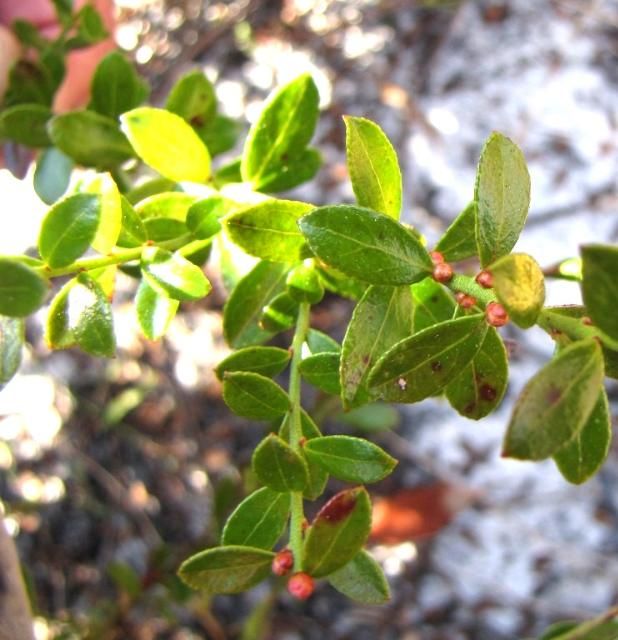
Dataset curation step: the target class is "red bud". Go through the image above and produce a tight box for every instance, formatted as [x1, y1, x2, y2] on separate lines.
[486, 301, 509, 327]
[272, 549, 294, 576]
[475, 270, 493, 288]
[432, 262, 453, 283]
[287, 572, 315, 600]
[430, 251, 445, 265]
[455, 292, 477, 309]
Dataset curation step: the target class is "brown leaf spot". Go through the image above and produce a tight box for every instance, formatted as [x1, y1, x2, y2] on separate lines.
[316, 489, 358, 524]
[431, 361, 442, 372]
[546, 385, 562, 405]
[480, 384, 497, 401]
[464, 402, 476, 414]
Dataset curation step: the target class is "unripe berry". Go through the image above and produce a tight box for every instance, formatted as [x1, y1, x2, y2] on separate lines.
[430, 251, 445, 265]
[486, 301, 509, 327]
[433, 262, 453, 283]
[475, 270, 494, 288]
[455, 292, 477, 309]
[272, 549, 294, 576]
[287, 572, 315, 600]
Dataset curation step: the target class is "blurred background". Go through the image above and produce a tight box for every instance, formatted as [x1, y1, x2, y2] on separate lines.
[1, 1, 617, 638]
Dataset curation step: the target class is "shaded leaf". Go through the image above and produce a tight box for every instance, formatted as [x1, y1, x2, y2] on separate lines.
[338, 403, 400, 433]
[306, 329, 340, 354]
[165, 70, 216, 126]
[328, 550, 390, 604]
[135, 279, 179, 340]
[300, 205, 432, 285]
[120, 107, 211, 183]
[490, 252, 545, 328]
[368, 315, 488, 403]
[197, 114, 241, 157]
[222, 371, 289, 420]
[581, 244, 618, 341]
[344, 116, 401, 219]
[226, 200, 312, 263]
[286, 263, 324, 304]
[186, 197, 225, 239]
[178, 546, 274, 594]
[0, 259, 47, 317]
[117, 196, 147, 247]
[475, 132, 530, 267]
[223, 261, 288, 348]
[302, 487, 372, 578]
[304, 435, 396, 484]
[341, 285, 413, 409]
[299, 353, 341, 395]
[141, 247, 211, 301]
[252, 434, 308, 492]
[48, 110, 134, 168]
[553, 390, 611, 484]
[222, 487, 289, 549]
[411, 277, 454, 332]
[503, 339, 604, 460]
[215, 346, 291, 380]
[259, 292, 298, 333]
[256, 147, 321, 193]
[33, 147, 73, 205]
[0, 104, 52, 147]
[445, 326, 508, 420]
[434, 202, 478, 262]
[0, 316, 24, 386]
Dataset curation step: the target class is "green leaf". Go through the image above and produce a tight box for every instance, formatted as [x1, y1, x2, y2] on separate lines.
[368, 315, 488, 403]
[0, 104, 52, 147]
[89, 51, 149, 119]
[197, 114, 240, 158]
[0, 316, 24, 387]
[141, 247, 211, 301]
[166, 70, 217, 127]
[286, 263, 324, 304]
[117, 196, 147, 247]
[252, 434, 308, 492]
[344, 116, 401, 219]
[51, 0, 73, 25]
[135, 191, 197, 222]
[338, 403, 400, 433]
[445, 325, 508, 420]
[12, 19, 48, 50]
[299, 205, 433, 285]
[85, 173, 122, 254]
[143, 218, 187, 242]
[553, 390, 611, 484]
[328, 550, 390, 604]
[215, 347, 291, 381]
[341, 285, 413, 409]
[4, 60, 55, 108]
[178, 545, 274, 594]
[46, 273, 115, 357]
[120, 107, 211, 183]
[317, 266, 367, 301]
[411, 277, 455, 332]
[135, 279, 179, 340]
[255, 147, 321, 193]
[299, 352, 341, 395]
[304, 435, 396, 484]
[490, 253, 545, 328]
[503, 339, 605, 460]
[475, 132, 530, 267]
[48, 110, 134, 169]
[0, 259, 47, 317]
[241, 74, 319, 190]
[259, 292, 298, 333]
[434, 202, 478, 262]
[214, 157, 243, 187]
[126, 178, 178, 205]
[222, 371, 289, 420]
[537, 620, 618, 640]
[226, 200, 312, 263]
[302, 487, 372, 578]
[581, 244, 618, 341]
[38, 193, 101, 268]
[306, 329, 340, 354]
[186, 197, 225, 240]
[33, 148, 73, 205]
[223, 261, 288, 348]
[72, 4, 108, 46]
[221, 487, 289, 549]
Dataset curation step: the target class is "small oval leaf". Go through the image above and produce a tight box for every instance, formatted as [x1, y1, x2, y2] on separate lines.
[33, 147, 73, 205]
[299, 205, 433, 285]
[299, 352, 341, 395]
[120, 107, 211, 183]
[38, 193, 101, 268]
[502, 339, 604, 460]
[252, 434, 308, 493]
[328, 550, 390, 604]
[434, 202, 478, 262]
[178, 545, 274, 594]
[221, 487, 289, 549]
[222, 371, 290, 420]
[86, 173, 122, 254]
[0, 259, 47, 317]
[581, 244, 618, 342]
[215, 346, 291, 381]
[302, 487, 372, 578]
[411, 277, 454, 332]
[0, 103, 52, 147]
[135, 279, 179, 340]
[304, 435, 397, 484]
[0, 316, 24, 387]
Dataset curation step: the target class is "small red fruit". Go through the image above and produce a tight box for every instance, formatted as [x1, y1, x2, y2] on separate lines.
[287, 572, 315, 600]
[486, 301, 509, 327]
[272, 549, 294, 576]
[430, 251, 445, 265]
[455, 292, 477, 309]
[433, 262, 454, 283]
[475, 270, 493, 288]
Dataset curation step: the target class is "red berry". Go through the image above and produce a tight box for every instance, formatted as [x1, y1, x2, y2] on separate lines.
[475, 270, 493, 288]
[455, 292, 477, 309]
[433, 262, 453, 283]
[287, 572, 315, 600]
[486, 302, 509, 327]
[430, 251, 445, 265]
[272, 549, 294, 576]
